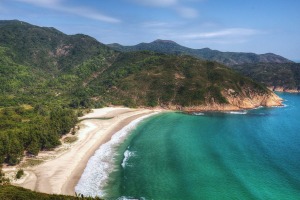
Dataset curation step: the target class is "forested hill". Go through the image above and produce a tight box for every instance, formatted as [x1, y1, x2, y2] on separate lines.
[231, 63, 300, 92]
[108, 40, 298, 90]
[82, 51, 282, 110]
[0, 19, 117, 106]
[0, 20, 112, 166]
[0, 20, 114, 74]
[108, 39, 292, 66]
[0, 20, 282, 167]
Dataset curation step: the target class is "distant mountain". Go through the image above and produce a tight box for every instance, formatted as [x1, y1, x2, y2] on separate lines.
[231, 63, 300, 92]
[108, 39, 292, 66]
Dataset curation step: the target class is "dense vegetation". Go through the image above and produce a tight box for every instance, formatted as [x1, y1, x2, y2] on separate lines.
[0, 20, 115, 166]
[108, 39, 292, 66]
[0, 20, 110, 73]
[230, 63, 300, 91]
[108, 39, 298, 91]
[84, 51, 268, 107]
[0, 105, 77, 165]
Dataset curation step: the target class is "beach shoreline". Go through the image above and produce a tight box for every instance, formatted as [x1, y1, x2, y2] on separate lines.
[4, 103, 281, 196]
[7, 107, 161, 196]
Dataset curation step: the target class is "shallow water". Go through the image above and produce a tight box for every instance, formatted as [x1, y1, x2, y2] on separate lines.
[77, 93, 300, 200]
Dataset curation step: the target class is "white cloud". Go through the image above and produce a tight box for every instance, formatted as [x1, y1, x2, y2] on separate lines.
[192, 39, 248, 45]
[16, 0, 61, 7]
[138, 22, 263, 46]
[129, 0, 199, 19]
[131, 0, 177, 7]
[175, 6, 198, 18]
[182, 28, 262, 39]
[56, 6, 121, 23]
[142, 22, 170, 28]
[14, 0, 121, 23]
[142, 21, 185, 28]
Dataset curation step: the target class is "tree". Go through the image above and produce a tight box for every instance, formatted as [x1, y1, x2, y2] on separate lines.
[5, 133, 23, 165]
[27, 137, 40, 156]
[15, 169, 24, 179]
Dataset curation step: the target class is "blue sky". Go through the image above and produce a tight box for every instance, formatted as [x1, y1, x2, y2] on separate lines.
[0, 0, 299, 60]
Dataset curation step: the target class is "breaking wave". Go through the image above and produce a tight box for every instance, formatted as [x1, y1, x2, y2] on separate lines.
[75, 112, 158, 198]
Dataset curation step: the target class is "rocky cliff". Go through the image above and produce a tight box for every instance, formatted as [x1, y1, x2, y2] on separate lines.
[160, 88, 282, 112]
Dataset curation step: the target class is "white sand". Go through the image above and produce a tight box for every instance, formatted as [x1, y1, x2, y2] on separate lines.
[13, 107, 160, 195]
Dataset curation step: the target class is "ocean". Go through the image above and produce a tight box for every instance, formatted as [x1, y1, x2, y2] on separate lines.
[76, 93, 300, 200]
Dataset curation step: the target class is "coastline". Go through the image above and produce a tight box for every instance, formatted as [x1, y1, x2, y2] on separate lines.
[4, 98, 283, 195]
[75, 112, 160, 197]
[9, 107, 161, 196]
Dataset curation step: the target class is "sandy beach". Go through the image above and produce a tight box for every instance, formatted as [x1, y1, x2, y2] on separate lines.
[9, 107, 159, 195]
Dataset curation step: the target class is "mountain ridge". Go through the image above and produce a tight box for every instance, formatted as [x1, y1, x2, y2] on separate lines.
[0, 19, 113, 74]
[107, 39, 292, 66]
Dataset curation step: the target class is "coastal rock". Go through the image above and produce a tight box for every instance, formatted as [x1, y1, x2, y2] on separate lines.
[268, 86, 300, 93]
[224, 89, 283, 108]
[170, 89, 283, 112]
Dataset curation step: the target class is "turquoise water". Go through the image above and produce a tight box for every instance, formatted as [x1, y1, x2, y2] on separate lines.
[106, 93, 300, 199]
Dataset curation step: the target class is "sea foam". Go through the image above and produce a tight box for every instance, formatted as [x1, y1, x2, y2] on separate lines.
[225, 111, 247, 115]
[193, 112, 205, 116]
[121, 149, 135, 168]
[75, 112, 158, 198]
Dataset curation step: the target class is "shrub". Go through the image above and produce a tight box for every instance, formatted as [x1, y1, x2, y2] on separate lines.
[15, 169, 24, 179]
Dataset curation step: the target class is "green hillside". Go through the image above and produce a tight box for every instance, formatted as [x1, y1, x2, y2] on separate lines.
[0, 20, 113, 74]
[108, 39, 297, 90]
[108, 39, 292, 66]
[231, 63, 300, 91]
[83, 51, 270, 108]
[0, 20, 117, 107]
